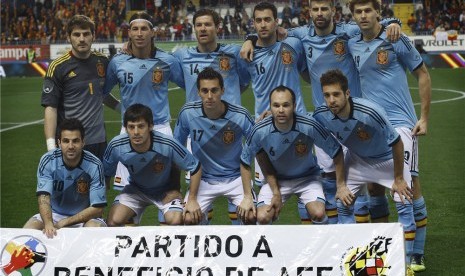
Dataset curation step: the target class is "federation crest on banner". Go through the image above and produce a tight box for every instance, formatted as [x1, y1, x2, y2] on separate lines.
[223, 130, 235, 144]
[153, 68, 164, 84]
[281, 49, 293, 65]
[153, 160, 165, 173]
[294, 140, 308, 156]
[76, 177, 89, 194]
[356, 127, 370, 141]
[96, 61, 105, 77]
[342, 236, 392, 276]
[377, 49, 389, 65]
[333, 40, 346, 55]
[219, 56, 230, 71]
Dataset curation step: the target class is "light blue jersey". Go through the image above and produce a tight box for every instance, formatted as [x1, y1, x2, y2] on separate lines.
[241, 114, 341, 180]
[103, 131, 200, 196]
[247, 37, 307, 117]
[174, 101, 254, 181]
[37, 149, 107, 216]
[104, 50, 185, 125]
[313, 97, 400, 160]
[173, 44, 250, 105]
[348, 28, 422, 128]
[288, 22, 362, 107]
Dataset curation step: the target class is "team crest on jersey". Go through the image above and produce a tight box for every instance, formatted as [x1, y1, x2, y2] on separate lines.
[377, 49, 389, 65]
[153, 68, 164, 84]
[153, 160, 165, 173]
[76, 177, 89, 194]
[219, 56, 231, 71]
[281, 49, 293, 65]
[223, 130, 235, 144]
[294, 140, 308, 156]
[96, 61, 105, 77]
[357, 127, 370, 141]
[333, 40, 346, 55]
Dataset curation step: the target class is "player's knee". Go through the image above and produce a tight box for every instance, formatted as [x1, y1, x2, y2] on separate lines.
[310, 207, 326, 222]
[164, 212, 183, 225]
[256, 208, 272, 225]
[23, 218, 43, 230]
[183, 213, 198, 225]
[83, 219, 106, 227]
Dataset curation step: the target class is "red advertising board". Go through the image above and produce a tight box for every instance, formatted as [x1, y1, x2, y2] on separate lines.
[0, 44, 50, 63]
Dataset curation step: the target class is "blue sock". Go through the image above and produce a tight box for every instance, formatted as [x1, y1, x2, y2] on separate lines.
[336, 199, 355, 224]
[228, 201, 240, 225]
[369, 195, 390, 222]
[354, 194, 370, 223]
[297, 199, 312, 224]
[413, 196, 427, 255]
[158, 209, 167, 225]
[322, 178, 338, 224]
[396, 202, 416, 265]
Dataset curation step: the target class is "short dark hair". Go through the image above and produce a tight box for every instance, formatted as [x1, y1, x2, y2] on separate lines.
[67, 15, 95, 35]
[196, 67, 224, 90]
[193, 9, 221, 26]
[269, 85, 296, 105]
[349, 0, 381, 14]
[310, 0, 335, 8]
[253, 2, 278, 19]
[58, 118, 85, 140]
[123, 104, 154, 127]
[320, 69, 349, 92]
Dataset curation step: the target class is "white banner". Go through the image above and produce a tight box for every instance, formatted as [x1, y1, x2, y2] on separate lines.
[0, 224, 405, 276]
[410, 35, 465, 52]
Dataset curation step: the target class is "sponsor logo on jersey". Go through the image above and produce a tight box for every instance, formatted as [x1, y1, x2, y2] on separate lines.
[68, 71, 77, 78]
[1, 235, 48, 275]
[219, 56, 230, 71]
[96, 61, 105, 77]
[223, 130, 235, 144]
[281, 49, 293, 65]
[333, 40, 346, 55]
[377, 49, 389, 65]
[76, 177, 89, 194]
[153, 160, 165, 173]
[153, 68, 164, 84]
[341, 236, 392, 276]
[295, 140, 308, 156]
[356, 127, 370, 141]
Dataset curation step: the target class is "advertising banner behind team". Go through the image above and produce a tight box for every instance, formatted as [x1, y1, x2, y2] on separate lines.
[1, 224, 405, 275]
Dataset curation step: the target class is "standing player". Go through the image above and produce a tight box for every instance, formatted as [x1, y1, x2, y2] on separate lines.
[103, 104, 202, 226]
[104, 12, 185, 202]
[245, 3, 308, 211]
[174, 68, 254, 225]
[172, 9, 251, 224]
[237, 86, 343, 225]
[241, 0, 402, 225]
[314, 69, 416, 274]
[173, 9, 250, 105]
[24, 119, 107, 238]
[42, 15, 120, 160]
[348, 0, 431, 271]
